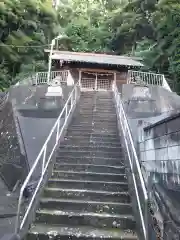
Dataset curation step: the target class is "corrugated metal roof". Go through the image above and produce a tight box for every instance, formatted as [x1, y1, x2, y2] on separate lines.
[50, 51, 143, 67]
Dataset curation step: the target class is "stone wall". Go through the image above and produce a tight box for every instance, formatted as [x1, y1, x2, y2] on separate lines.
[140, 112, 180, 186]
[139, 113, 180, 239]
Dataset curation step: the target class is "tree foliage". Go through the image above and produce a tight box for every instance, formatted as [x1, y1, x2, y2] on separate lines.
[0, 0, 59, 89]
[1, 0, 180, 92]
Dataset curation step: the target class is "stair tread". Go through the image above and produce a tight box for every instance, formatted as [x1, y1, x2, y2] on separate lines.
[36, 208, 135, 219]
[59, 145, 121, 149]
[58, 149, 121, 153]
[49, 178, 127, 184]
[44, 187, 129, 195]
[54, 163, 125, 169]
[56, 154, 123, 160]
[62, 142, 120, 146]
[29, 223, 137, 239]
[57, 155, 124, 159]
[27, 92, 138, 239]
[40, 197, 132, 207]
[52, 170, 126, 176]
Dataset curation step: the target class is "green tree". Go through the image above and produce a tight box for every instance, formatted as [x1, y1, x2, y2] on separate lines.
[0, 0, 60, 90]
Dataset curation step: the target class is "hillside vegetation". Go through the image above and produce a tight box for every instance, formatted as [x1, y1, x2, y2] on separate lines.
[0, 0, 179, 91]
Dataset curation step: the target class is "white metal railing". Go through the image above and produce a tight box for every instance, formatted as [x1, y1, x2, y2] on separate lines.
[162, 75, 172, 91]
[35, 70, 69, 85]
[15, 82, 80, 234]
[113, 83, 148, 240]
[128, 70, 171, 91]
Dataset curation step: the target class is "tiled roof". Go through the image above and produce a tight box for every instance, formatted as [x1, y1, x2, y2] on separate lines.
[46, 50, 143, 67]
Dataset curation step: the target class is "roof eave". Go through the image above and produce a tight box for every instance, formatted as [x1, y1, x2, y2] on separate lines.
[52, 57, 143, 68]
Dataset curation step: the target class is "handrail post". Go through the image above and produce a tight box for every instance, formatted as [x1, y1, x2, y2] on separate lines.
[65, 104, 68, 119]
[35, 73, 38, 85]
[162, 75, 172, 92]
[79, 70, 82, 90]
[42, 146, 47, 176]
[145, 198, 149, 240]
[15, 189, 23, 234]
[56, 119, 60, 143]
[71, 93, 73, 110]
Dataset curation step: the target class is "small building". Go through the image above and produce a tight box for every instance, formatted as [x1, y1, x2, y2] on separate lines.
[45, 50, 143, 91]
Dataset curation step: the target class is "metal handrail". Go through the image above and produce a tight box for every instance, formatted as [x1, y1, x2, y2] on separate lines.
[113, 83, 148, 240]
[162, 75, 172, 92]
[128, 70, 171, 92]
[15, 81, 80, 234]
[35, 70, 69, 85]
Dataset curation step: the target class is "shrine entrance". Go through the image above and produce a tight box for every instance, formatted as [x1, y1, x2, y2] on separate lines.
[80, 70, 114, 91]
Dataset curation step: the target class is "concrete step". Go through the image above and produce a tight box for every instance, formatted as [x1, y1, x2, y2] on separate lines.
[79, 102, 114, 105]
[72, 118, 117, 123]
[59, 145, 122, 153]
[73, 112, 117, 117]
[77, 108, 115, 112]
[71, 119, 118, 125]
[55, 156, 125, 166]
[51, 170, 127, 182]
[67, 129, 118, 135]
[35, 209, 136, 230]
[75, 111, 116, 115]
[73, 113, 117, 118]
[66, 131, 119, 138]
[81, 91, 113, 94]
[43, 188, 131, 203]
[78, 100, 114, 103]
[26, 92, 138, 240]
[57, 150, 123, 159]
[63, 135, 120, 143]
[47, 179, 128, 192]
[72, 119, 117, 124]
[80, 98, 114, 102]
[53, 163, 125, 174]
[80, 96, 113, 100]
[66, 131, 119, 137]
[70, 123, 118, 128]
[79, 98, 114, 101]
[76, 106, 116, 110]
[27, 223, 138, 240]
[76, 103, 115, 106]
[39, 198, 133, 215]
[61, 140, 121, 147]
[68, 125, 118, 131]
[77, 107, 116, 111]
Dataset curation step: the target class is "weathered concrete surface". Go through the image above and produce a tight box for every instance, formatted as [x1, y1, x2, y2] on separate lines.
[120, 84, 180, 238]
[121, 84, 180, 117]
[0, 83, 73, 238]
[26, 91, 138, 240]
[141, 113, 180, 187]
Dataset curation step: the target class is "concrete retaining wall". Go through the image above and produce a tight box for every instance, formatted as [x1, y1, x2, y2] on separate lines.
[140, 112, 180, 185]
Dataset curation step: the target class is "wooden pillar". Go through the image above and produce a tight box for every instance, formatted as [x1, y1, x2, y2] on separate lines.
[79, 70, 82, 88]
[95, 72, 98, 90]
[113, 72, 117, 89]
[114, 72, 117, 85]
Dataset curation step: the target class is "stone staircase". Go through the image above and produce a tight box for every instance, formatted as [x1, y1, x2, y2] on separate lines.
[26, 91, 138, 240]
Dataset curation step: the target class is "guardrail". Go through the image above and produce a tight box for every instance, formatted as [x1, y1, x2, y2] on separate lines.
[113, 83, 148, 240]
[128, 70, 171, 92]
[35, 70, 69, 85]
[15, 81, 80, 234]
